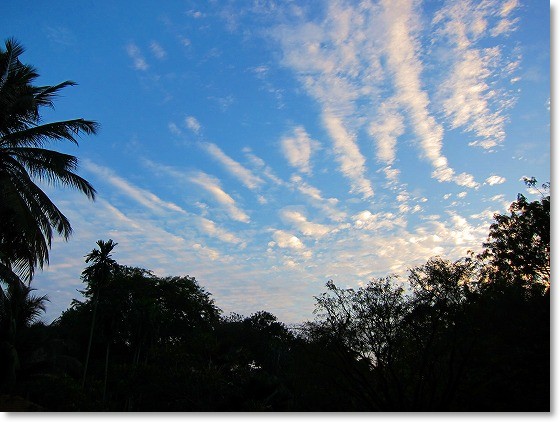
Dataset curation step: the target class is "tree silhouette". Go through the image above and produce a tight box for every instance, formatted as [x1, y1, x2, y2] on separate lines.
[80, 239, 118, 392]
[0, 182, 549, 411]
[478, 177, 550, 290]
[0, 276, 48, 392]
[0, 38, 97, 282]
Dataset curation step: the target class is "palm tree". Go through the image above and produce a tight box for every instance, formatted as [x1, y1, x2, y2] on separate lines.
[0, 38, 98, 282]
[0, 274, 48, 391]
[81, 239, 118, 391]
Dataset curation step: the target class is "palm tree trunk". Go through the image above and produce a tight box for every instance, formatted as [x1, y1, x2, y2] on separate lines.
[82, 290, 99, 389]
[103, 341, 110, 404]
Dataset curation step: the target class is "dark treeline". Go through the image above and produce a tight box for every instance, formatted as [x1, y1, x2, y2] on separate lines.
[0, 181, 550, 411]
[0, 38, 550, 411]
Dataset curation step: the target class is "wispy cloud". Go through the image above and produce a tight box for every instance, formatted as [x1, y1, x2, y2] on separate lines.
[352, 210, 406, 232]
[185, 116, 201, 134]
[45, 26, 76, 46]
[432, 0, 521, 149]
[381, 0, 450, 182]
[168, 122, 182, 135]
[273, 0, 487, 191]
[380, 0, 484, 189]
[369, 99, 404, 166]
[492, 0, 520, 37]
[485, 175, 506, 185]
[186, 9, 205, 19]
[126, 43, 149, 71]
[142, 159, 251, 224]
[454, 172, 479, 189]
[323, 111, 374, 198]
[243, 148, 287, 187]
[150, 41, 167, 59]
[192, 243, 221, 261]
[196, 216, 245, 246]
[273, 1, 383, 198]
[189, 171, 250, 223]
[270, 229, 305, 251]
[279, 207, 331, 238]
[84, 160, 186, 215]
[290, 175, 346, 222]
[201, 142, 264, 190]
[280, 126, 319, 174]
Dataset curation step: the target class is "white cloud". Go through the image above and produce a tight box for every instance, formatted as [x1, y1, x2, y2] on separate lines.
[196, 216, 244, 246]
[179, 36, 191, 47]
[432, 0, 520, 149]
[290, 175, 347, 222]
[454, 172, 479, 189]
[490, 194, 505, 202]
[491, 17, 519, 37]
[369, 99, 404, 166]
[485, 175, 506, 185]
[323, 111, 374, 198]
[187, 9, 205, 19]
[192, 243, 220, 260]
[46, 26, 76, 46]
[280, 126, 318, 174]
[185, 116, 201, 134]
[381, 166, 400, 185]
[380, 0, 457, 184]
[250, 65, 269, 79]
[243, 148, 287, 186]
[352, 210, 406, 231]
[168, 122, 181, 135]
[273, 2, 384, 197]
[279, 207, 331, 238]
[125, 43, 148, 71]
[440, 47, 507, 149]
[189, 171, 250, 223]
[396, 192, 409, 202]
[492, 0, 520, 36]
[202, 142, 264, 190]
[84, 160, 186, 215]
[143, 148, 253, 226]
[271, 230, 305, 250]
[150, 41, 167, 59]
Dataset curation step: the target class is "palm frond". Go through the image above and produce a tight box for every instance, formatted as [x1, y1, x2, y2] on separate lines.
[4, 278, 49, 327]
[0, 195, 51, 281]
[0, 37, 97, 282]
[8, 147, 96, 199]
[0, 261, 22, 288]
[0, 38, 25, 90]
[33, 81, 77, 110]
[1, 118, 99, 147]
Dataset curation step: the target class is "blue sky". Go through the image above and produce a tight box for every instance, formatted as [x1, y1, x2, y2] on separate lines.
[2, 0, 550, 324]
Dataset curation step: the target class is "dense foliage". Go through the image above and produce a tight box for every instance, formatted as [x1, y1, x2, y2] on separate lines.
[0, 187, 550, 411]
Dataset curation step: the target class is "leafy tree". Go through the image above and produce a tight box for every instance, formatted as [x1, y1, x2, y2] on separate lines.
[0, 38, 98, 282]
[52, 258, 223, 409]
[311, 259, 479, 411]
[478, 177, 550, 290]
[312, 277, 411, 410]
[463, 178, 551, 410]
[397, 258, 477, 410]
